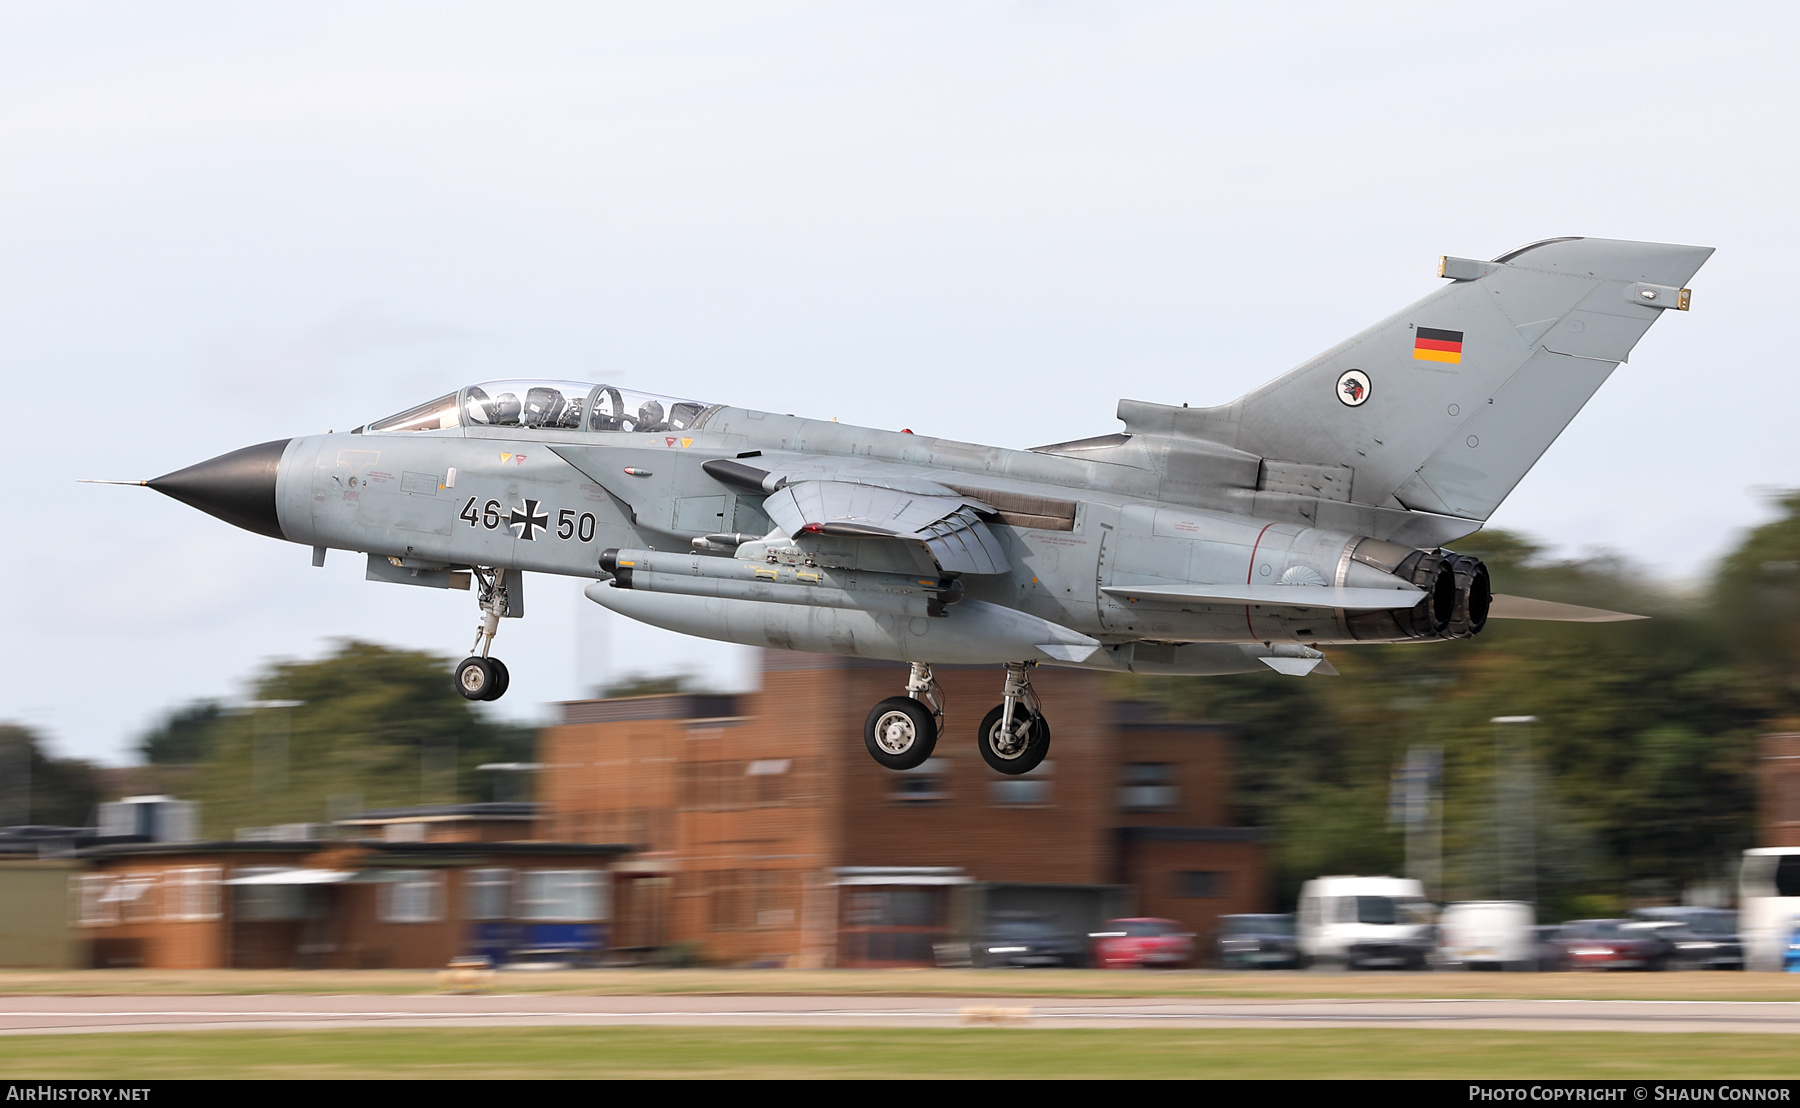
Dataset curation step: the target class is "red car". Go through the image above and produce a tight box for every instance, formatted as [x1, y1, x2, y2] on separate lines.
[1549, 919, 1671, 971]
[1091, 918, 1195, 969]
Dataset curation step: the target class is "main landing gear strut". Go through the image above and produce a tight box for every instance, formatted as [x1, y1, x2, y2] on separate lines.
[860, 660, 1051, 776]
[454, 567, 511, 702]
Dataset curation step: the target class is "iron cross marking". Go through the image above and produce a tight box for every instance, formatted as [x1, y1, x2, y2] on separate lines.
[509, 499, 549, 540]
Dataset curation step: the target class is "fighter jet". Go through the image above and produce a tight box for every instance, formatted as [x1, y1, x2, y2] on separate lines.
[115, 236, 1710, 777]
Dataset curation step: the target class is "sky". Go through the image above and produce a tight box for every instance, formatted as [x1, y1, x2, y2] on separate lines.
[4, 2, 1798, 764]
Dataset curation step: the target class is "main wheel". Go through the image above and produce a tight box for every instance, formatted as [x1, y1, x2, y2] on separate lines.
[455, 657, 496, 700]
[486, 658, 511, 701]
[864, 697, 938, 770]
[977, 704, 1051, 775]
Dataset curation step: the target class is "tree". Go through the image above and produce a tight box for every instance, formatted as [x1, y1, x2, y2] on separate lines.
[185, 641, 535, 837]
[137, 700, 226, 764]
[0, 724, 103, 828]
[1714, 488, 1800, 719]
[1120, 530, 1764, 916]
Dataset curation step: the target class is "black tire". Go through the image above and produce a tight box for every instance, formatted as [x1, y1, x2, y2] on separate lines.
[977, 704, 1050, 775]
[455, 657, 496, 701]
[863, 696, 938, 770]
[486, 658, 511, 701]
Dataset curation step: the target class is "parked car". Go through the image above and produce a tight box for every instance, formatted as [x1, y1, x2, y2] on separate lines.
[972, 915, 1088, 968]
[1530, 924, 1569, 971]
[1628, 907, 1743, 970]
[1216, 914, 1300, 969]
[1296, 875, 1434, 970]
[1090, 918, 1195, 969]
[1547, 919, 1671, 971]
[1436, 901, 1535, 970]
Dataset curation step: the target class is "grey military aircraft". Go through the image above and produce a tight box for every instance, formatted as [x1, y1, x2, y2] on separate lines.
[112, 236, 1710, 777]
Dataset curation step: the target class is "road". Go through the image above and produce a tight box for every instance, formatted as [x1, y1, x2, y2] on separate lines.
[8, 994, 1800, 1035]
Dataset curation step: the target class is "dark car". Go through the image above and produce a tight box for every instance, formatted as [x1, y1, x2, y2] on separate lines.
[1628, 908, 1743, 970]
[972, 915, 1088, 968]
[1217, 913, 1301, 969]
[1548, 919, 1671, 971]
[1529, 924, 1569, 971]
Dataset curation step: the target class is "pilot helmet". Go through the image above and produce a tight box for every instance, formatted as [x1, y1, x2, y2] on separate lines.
[490, 392, 523, 425]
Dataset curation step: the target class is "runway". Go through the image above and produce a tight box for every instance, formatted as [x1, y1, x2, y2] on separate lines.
[8, 994, 1800, 1035]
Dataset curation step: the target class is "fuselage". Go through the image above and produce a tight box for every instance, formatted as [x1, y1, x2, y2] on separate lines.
[227, 388, 1460, 674]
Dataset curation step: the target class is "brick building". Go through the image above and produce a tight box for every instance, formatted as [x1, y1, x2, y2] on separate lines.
[71, 814, 629, 970]
[1757, 732, 1800, 847]
[539, 650, 1267, 967]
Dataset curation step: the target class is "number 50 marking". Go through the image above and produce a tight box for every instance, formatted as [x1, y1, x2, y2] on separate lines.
[559, 509, 597, 542]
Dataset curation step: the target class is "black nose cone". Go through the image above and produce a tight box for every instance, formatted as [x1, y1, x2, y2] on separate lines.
[149, 439, 292, 540]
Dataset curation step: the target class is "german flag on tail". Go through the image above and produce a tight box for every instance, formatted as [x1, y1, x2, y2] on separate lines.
[1413, 326, 1463, 364]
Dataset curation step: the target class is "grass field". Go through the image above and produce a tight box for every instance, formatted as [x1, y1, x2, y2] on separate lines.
[5, 967, 1800, 1002]
[4, 1026, 1800, 1079]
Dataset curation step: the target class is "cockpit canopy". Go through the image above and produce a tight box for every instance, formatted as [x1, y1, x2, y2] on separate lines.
[364, 380, 712, 435]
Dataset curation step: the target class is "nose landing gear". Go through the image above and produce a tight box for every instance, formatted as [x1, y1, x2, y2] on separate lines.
[862, 663, 943, 770]
[455, 567, 513, 702]
[978, 661, 1050, 775]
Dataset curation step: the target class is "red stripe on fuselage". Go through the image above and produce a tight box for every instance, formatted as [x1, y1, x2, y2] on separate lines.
[1245, 522, 1274, 639]
[1414, 337, 1462, 352]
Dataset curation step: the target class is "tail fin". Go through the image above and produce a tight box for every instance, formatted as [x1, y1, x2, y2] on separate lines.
[1127, 237, 1712, 521]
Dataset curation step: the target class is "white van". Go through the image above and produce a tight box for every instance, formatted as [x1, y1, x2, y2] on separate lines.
[1436, 901, 1535, 970]
[1296, 875, 1433, 970]
[1739, 848, 1800, 971]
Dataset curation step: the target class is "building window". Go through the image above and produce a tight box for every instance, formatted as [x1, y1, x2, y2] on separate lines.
[105, 874, 161, 922]
[164, 867, 222, 921]
[1118, 762, 1180, 811]
[705, 870, 745, 931]
[464, 868, 512, 920]
[679, 761, 750, 810]
[73, 875, 116, 926]
[988, 761, 1053, 807]
[890, 758, 951, 803]
[747, 759, 792, 806]
[519, 870, 607, 922]
[380, 870, 444, 923]
[233, 868, 310, 921]
[1175, 870, 1225, 898]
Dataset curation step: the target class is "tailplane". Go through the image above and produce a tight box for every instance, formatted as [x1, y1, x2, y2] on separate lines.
[1121, 237, 1712, 522]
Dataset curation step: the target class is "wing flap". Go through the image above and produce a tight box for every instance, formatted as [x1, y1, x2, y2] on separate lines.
[1102, 582, 1424, 611]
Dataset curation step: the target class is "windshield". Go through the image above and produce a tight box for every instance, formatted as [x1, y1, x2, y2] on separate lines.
[989, 918, 1059, 939]
[1356, 897, 1430, 926]
[367, 392, 461, 433]
[365, 380, 711, 434]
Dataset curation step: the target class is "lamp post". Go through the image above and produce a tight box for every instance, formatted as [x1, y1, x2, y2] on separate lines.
[1491, 715, 1538, 907]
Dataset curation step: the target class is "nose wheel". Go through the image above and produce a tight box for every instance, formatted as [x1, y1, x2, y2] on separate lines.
[862, 663, 943, 770]
[978, 661, 1050, 775]
[455, 568, 513, 702]
[456, 656, 510, 701]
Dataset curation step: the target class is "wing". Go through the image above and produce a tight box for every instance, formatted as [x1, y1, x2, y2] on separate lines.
[761, 481, 1010, 575]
